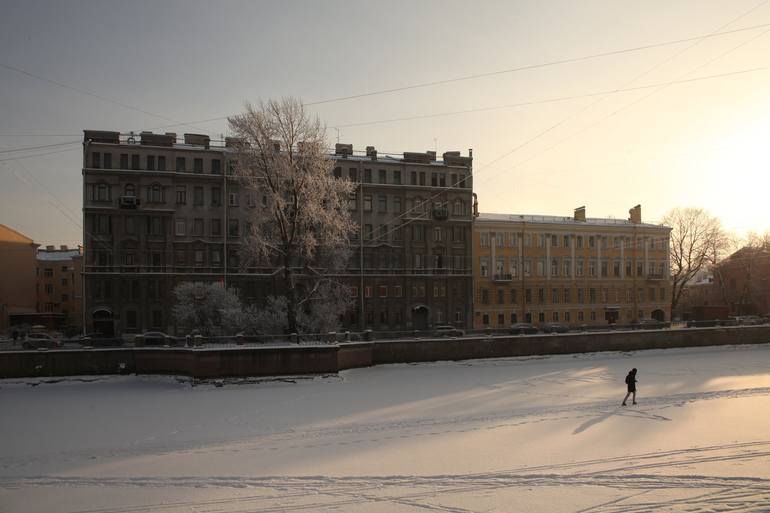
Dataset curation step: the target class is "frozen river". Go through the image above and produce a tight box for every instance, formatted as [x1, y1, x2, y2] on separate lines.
[2, 343, 770, 512]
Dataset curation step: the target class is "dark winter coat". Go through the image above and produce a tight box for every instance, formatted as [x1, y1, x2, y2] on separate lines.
[625, 372, 637, 392]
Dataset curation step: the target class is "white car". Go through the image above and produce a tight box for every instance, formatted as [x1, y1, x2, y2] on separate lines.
[22, 332, 62, 349]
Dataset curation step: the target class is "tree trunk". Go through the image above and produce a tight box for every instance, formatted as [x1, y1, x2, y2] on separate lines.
[284, 267, 298, 334]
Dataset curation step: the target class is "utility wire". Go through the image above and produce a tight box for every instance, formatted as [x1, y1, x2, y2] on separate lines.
[0, 146, 80, 163]
[118, 21, 770, 133]
[0, 140, 81, 154]
[0, 63, 215, 135]
[332, 65, 770, 129]
[360, 0, 770, 245]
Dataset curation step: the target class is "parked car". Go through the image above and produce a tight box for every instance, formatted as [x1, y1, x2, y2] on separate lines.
[737, 315, 765, 326]
[141, 331, 174, 346]
[510, 323, 538, 335]
[541, 322, 569, 334]
[21, 332, 62, 350]
[636, 319, 666, 330]
[432, 325, 465, 337]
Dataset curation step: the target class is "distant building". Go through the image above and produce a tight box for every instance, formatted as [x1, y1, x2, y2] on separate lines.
[473, 205, 672, 329]
[36, 245, 83, 332]
[82, 130, 474, 335]
[0, 224, 38, 332]
[713, 245, 770, 316]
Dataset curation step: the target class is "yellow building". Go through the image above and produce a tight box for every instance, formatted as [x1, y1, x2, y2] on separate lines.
[0, 224, 38, 332]
[473, 206, 672, 329]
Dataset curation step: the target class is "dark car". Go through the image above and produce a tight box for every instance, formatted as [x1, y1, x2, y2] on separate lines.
[21, 332, 62, 350]
[541, 322, 569, 334]
[510, 323, 538, 335]
[637, 319, 666, 330]
[432, 325, 465, 337]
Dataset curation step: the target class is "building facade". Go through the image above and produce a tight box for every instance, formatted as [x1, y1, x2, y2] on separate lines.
[713, 245, 770, 317]
[82, 131, 474, 335]
[36, 245, 83, 332]
[473, 206, 672, 329]
[0, 224, 38, 332]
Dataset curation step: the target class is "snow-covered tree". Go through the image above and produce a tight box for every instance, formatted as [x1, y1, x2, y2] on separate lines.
[228, 98, 355, 334]
[172, 281, 243, 336]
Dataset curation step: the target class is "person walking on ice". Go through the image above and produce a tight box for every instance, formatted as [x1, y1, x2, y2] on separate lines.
[622, 368, 637, 406]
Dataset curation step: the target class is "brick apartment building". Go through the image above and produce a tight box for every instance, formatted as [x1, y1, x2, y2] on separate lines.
[82, 130, 474, 335]
[36, 245, 83, 332]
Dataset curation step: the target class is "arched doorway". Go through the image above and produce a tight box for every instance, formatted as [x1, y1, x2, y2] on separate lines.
[412, 305, 430, 330]
[92, 308, 115, 337]
[651, 309, 665, 322]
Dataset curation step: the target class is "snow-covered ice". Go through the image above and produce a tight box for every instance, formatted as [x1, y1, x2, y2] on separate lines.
[2, 344, 770, 512]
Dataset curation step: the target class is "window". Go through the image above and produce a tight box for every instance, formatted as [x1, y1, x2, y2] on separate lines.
[378, 169, 387, 184]
[211, 218, 221, 237]
[175, 218, 186, 236]
[120, 153, 128, 169]
[563, 235, 570, 248]
[228, 192, 238, 206]
[210, 159, 220, 174]
[563, 259, 571, 277]
[525, 288, 532, 303]
[393, 170, 401, 184]
[176, 157, 186, 172]
[433, 227, 442, 242]
[588, 260, 596, 277]
[578, 311, 584, 321]
[211, 187, 221, 206]
[564, 288, 571, 303]
[363, 168, 372, 183]
[537, 258, 545, 277]
[510, 288, 518, 303]
[228, 219, 239, 237]
[481, 288, 489, 304]
[92, 152, 100, 168]
[480, 232, 490, 247]
[364, 224, 373, 241]
[589, 236, 595, 248]
[613, 259, 621, 277]
[363, 195, 372, 211]
[551, 234, 558, 247]
[131, 154, 140, 170]
[393, 197, 402, 213]
[413, 225, 425, 242]
[194, 158, 203, 173]
[482, 313, 490, 325]
[147, 155, 155, 171]
[349, 168, 357, 182]
[524, 258, 532, 277]
[551, 258, 558, 277]
[95, 183, 110, 202]
[601, 260, 608, 277]
[148, 183, 163, 203]
[175, 186, 186, 205]
[589, 288, 596, 303]
[364, 286, 373, 298]
[538, 288, 545, 304]
[578, 288, 584, 303]
[577, 236, 583, 249]
[378, 195, 387, 213]
[103, 153, 112, 169]
[157, 156, 166, 171]
[193, 218, 204, 236]
[497, 288, 505, 304]
[480, 257, 489, 277]
[419, 172, 425, 185]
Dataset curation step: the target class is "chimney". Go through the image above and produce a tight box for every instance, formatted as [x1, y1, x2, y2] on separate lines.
[574, 206, 586, 222]
[629, 204, 642, 224]
[60, 245, 68, 251]
[335, 143, 353, 156]
[366, 146, 377, 160]
[426, 150, 436, 161]
[45, 245, 54, 251]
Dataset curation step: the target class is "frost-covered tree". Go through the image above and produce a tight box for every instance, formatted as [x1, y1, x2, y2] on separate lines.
[228, 98, 355, 334]
[172, 282, 243, 336]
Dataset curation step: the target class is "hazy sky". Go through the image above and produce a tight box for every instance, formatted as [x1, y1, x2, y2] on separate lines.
[1, 0, 769, 245]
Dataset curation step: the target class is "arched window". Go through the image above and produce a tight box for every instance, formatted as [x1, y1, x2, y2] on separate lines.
[124, 183, 135, 197]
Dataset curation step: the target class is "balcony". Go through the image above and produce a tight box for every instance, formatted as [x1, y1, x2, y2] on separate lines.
[646, 273, 667, 281]
[433, 207, 448, 220]
[492, 273, 513, 282]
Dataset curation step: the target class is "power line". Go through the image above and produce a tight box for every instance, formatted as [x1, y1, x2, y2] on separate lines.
[0, 145, 80, 163]
[115, 21, 770, 133]
[0, 63, 215, 135]
[305, 22, 770, 106]
[0, 140, 81, 154]
[331, 65, 770, 129]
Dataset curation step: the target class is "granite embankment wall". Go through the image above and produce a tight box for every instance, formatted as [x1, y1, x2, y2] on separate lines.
[1, 326, 768, 379]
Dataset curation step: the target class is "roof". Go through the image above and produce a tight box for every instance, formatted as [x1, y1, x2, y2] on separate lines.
[477, 212, 670, 230]
[37, 249, 82, 261]
[0, 224, 35, 244]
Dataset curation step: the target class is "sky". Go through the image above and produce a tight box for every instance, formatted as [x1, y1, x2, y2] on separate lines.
[1, 0, 769, 246]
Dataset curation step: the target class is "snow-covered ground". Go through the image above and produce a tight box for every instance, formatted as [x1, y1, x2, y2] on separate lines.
[2, 344, 770, 512]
